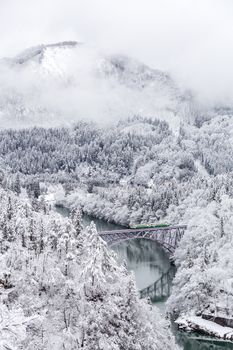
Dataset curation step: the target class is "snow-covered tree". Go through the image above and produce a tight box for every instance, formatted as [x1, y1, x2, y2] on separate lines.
[0, 304, 27, 350]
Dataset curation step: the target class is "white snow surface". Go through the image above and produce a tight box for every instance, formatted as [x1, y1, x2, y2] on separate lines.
[176, 315, 233, 340]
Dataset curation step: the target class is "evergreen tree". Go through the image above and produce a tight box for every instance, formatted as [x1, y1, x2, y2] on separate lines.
[14, 173, 21, 196]
[70, 207, 83, 239]
[220, 217, 224, 237]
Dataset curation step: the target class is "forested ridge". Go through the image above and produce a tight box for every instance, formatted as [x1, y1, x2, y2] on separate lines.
[0, 116, 196, 220]
[1, 115, 233, 226]
[1, 113, 233, 346]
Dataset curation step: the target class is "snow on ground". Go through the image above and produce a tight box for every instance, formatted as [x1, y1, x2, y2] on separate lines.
[176, 316, 233, 340]
[44, 192, 56, 204]
[43, 185, 64, 205]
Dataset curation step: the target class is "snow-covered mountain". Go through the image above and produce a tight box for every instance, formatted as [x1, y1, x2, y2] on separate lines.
[0, 41, 194, 131]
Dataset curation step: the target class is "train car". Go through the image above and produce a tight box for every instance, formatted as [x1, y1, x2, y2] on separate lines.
[130, 223, 170, 229]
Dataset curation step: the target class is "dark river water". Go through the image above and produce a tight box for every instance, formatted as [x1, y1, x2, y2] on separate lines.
[55, 205, 233, 350]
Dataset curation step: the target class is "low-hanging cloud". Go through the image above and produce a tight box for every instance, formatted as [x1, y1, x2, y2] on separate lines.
[1, 0, 233, 106]
[0, 44, 183, 129]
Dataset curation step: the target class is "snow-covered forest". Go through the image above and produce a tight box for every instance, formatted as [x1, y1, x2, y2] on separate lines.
[1, 112, 233, 341]
[0, 186, 180, 349]
[0, 19, 233, 347]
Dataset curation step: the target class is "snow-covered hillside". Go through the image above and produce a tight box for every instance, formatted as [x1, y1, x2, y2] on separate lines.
[0, 41, 193, 131]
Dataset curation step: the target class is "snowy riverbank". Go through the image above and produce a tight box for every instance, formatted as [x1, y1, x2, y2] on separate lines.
[176, 316, 233, 341]
[46, 185, 131, 226]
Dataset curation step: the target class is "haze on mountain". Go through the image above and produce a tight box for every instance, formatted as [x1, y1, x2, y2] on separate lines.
[0, 40, 195, 131]
[1, 0, 233, 127]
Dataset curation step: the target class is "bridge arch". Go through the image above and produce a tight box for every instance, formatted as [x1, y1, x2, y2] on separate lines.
[107, 236, 175, 255]
[99, 225, 186, 257]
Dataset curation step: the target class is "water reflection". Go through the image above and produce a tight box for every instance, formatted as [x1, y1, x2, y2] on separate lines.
[113, 238, 170, 290]
[55, 205, 123, 231]
[175, 331, 233, 350]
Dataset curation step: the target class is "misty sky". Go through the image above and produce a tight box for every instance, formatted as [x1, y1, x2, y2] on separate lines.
[1, 0, 233, 105]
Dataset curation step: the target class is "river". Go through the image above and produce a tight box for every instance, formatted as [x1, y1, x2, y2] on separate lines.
[55, 206, 233, 350]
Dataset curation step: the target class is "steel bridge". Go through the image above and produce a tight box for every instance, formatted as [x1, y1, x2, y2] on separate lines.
[99, 225, 187, 256]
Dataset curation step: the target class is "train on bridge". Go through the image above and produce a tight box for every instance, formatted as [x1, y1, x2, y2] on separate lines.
[130, 223, 170, 229]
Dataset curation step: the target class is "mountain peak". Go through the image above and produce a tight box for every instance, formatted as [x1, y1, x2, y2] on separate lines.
[0, 41, 193, 130]
[13, 41, 80, 65]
